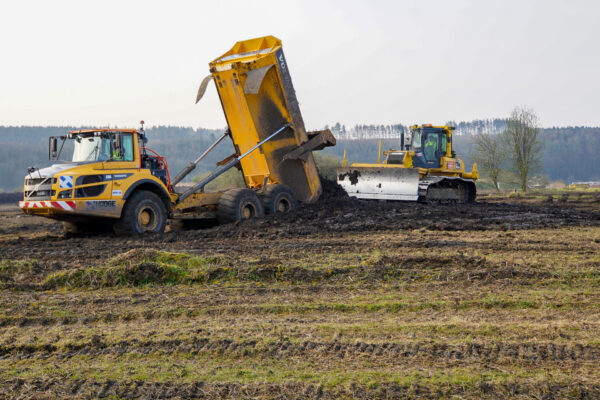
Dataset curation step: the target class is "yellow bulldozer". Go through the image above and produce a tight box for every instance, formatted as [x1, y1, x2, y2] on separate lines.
[20, 36, 335, 234]
[337, 124, 478, 203]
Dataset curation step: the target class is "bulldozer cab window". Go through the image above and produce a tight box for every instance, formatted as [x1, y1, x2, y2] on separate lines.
[423, 134, 438, 161]
[412, 129, 442, 168]
[441, 133, 447, 155]
[412, 131, 422, 149]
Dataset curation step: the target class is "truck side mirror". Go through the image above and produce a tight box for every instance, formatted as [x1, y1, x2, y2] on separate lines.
[50, 137, 58, 160]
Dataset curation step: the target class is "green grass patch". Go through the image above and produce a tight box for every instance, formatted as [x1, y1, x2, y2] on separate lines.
[44, 251, 229, 289]
[0, 352, 575, 389]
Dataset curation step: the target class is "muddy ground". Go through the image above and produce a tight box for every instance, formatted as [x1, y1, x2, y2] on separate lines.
[1, 185, 599, 399]
[1, 183, 598, 264]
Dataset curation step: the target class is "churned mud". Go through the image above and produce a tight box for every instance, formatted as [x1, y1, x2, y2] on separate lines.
[1, 185, 599, 399]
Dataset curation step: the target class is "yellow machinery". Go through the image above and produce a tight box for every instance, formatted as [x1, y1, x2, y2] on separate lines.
[19, 36, 335, 234]
[337, 125, 478, 203]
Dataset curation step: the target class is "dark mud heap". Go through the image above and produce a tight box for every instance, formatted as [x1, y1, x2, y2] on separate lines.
[319, 178, 351, 203]
[2, 182, 599, 247]
[166, 180, 599, 241]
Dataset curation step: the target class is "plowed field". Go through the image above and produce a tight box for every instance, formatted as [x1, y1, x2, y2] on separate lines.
[1, 188, 599, 399]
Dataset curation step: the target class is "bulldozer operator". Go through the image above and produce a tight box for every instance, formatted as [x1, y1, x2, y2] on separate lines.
[423, 135, 438, 161]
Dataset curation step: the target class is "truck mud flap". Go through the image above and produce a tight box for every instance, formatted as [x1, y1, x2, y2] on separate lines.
[337, 167, 420, 201]
[195, 75, 214, 104]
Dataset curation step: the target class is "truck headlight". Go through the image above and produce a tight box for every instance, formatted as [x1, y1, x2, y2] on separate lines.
[58, 190, 72, 199]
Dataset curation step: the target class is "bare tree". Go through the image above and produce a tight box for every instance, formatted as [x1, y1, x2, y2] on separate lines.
[472, 133, 505, 191]
[503, 106, 543, 191]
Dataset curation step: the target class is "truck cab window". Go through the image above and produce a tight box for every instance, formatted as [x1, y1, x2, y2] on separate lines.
[72, 136, 111, 162]
[122, 134, 134, 161]
[111, 133, 134, 161]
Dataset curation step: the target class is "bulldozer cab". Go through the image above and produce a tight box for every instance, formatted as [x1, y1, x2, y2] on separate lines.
[410, 126, 448, 169]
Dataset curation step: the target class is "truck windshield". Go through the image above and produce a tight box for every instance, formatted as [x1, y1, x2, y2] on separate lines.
[72, 135, 111, 162]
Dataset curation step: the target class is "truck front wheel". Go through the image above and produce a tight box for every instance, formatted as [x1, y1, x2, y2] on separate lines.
[113, 190, 167, 235]
[217, 188, 264, 224]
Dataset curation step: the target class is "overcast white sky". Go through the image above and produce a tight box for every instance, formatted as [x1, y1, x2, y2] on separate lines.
[1, 0, 598, 129]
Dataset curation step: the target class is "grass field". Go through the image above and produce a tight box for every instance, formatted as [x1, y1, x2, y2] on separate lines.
[0, 194, 599, 399]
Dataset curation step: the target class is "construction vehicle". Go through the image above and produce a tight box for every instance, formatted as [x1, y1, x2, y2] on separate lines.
[19, 36, 335, 234]
[568, 181, 599, 189]
[337, 124, 477, 203]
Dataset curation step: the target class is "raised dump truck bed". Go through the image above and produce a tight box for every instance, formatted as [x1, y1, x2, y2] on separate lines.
[199, 35, 332, 203]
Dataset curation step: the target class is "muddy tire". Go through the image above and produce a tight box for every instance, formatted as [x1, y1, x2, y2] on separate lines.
[260, 184, 297, 214]
[113, 190, 167, 236]
[217, 188, 264, 225]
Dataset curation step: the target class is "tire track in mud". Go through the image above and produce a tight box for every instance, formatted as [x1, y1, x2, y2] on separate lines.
[3, 338, 600, 364]
[3, 378, 598, 400]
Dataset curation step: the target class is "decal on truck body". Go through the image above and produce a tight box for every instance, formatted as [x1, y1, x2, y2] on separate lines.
[20, 201, 76, 211]
[59, 176, 73, 189]
[86, 200, 116, 211]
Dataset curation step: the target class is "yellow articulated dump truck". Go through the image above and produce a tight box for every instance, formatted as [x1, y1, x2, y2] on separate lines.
[20, 36, 335, 235]
[338, 125, 477, 203]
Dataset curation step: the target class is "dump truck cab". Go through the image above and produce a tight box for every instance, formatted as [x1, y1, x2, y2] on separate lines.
[20, 127, 173, 225]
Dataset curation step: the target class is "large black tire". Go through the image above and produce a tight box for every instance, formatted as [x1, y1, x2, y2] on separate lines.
[260, 184, 298, 215]
[217, 188, 264, 225]
[113, 190, 167, 236]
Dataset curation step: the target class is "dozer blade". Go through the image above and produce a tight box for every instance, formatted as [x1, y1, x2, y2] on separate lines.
[337, 167, 420, 201]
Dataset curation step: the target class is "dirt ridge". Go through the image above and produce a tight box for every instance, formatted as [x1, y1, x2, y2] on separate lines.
[2, 378, 599, 399]
[3, 338, 599, 364]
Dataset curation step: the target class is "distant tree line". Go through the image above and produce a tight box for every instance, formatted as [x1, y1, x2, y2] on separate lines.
[330, 123, 408, 139]
[0, 120, 598, 192]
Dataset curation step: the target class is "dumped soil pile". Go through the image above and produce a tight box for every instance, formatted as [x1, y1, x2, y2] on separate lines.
[319, 178, 351, 202]
[1, 181, 598, 265]
[168, 180, 599, 241]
